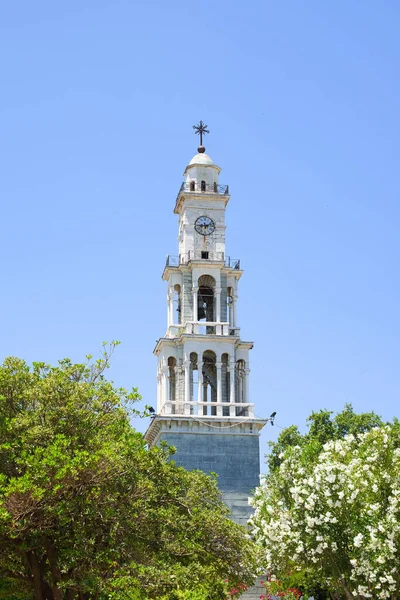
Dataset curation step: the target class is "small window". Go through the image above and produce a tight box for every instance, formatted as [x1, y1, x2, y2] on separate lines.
[190, 181, 195, 191]
[213, 182, 218, 192]
[201, 251, 209, 259]
[201, 180, 206, 192]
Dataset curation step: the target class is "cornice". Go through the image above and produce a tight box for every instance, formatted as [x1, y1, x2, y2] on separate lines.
[174, 192, 230, 215]
[144, 415, 268, 448]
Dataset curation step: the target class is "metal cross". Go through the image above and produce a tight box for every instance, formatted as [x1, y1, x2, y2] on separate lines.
[193, 120, 210, 146]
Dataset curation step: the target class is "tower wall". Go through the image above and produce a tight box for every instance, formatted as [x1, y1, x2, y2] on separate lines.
[160, 430, 260, 526]
[146, 416, 265, 527]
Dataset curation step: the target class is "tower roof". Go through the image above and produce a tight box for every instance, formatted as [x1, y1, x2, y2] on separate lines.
[185, 151, 221, 176]
[188, 152, 215, 166]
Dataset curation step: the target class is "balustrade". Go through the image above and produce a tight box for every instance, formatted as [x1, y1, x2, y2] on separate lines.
[167, 323, 240, 338]
[165, 253, 240, 269]
[161, 401, 254, 418]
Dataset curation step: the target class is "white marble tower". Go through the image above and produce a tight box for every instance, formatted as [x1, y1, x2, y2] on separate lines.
[145, 123, 266, 525]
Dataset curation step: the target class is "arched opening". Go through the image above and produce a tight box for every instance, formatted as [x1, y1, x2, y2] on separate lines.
[221, 353, 230, 416]
[173, 284, 181, 324]
[198, 274, 215, 333]
[190, 180, 195, 191]
[202, 350, 217, 415]
[201, 179, 206, 192]
[168, 357, 177, 412]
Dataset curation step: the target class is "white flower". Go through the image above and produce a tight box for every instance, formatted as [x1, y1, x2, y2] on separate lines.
[354, 533, 363, 547]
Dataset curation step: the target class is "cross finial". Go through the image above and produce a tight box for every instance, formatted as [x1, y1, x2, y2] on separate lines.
[193, 120, 210, 153]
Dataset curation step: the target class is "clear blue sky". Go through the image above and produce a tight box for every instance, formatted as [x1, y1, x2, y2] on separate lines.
[1, 1, 399, 462]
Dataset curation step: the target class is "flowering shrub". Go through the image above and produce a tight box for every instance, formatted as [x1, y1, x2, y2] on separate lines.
[250, 424, 400, 599]
[224, 580, 248, 599]
[259, 577, 301, 600]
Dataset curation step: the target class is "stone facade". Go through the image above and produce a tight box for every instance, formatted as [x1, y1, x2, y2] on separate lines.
[146, 416, 262, 526]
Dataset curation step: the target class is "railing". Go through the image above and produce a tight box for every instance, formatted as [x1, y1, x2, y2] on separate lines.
[187, 250, 224, 262]
[229, 327, 241, 336]
[161, 401, 254, 418]
[185, 322, 227, 336]
[226, 257, 240, 269]
[166, 323, 240, 338]
[165, 253, 240, 269]
[195, 324, 215, 335]
[176, 181, 229, 201]
[165, 255, 180, 267]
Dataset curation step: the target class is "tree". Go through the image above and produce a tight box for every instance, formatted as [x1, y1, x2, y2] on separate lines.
[0, 345, 257, 600]
[250, 408, 400, 600]
[266, 404, 383, 474]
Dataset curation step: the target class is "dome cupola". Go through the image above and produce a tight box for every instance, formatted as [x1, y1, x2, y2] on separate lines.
[174, 121, 229, 214]
[184, 120, 221, 189]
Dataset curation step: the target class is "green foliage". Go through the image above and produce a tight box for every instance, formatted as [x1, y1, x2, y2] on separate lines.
[267, 403, 383, 473]
[0, 344, 257, 600]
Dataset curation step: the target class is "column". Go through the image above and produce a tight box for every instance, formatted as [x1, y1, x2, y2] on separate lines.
[192, 287, 198, 322]
[162, 365, 168, 407]
[169, 286, 174, 325]
[232, 294, 238, 328]
[216, 361, 222, 405]
[167, 287, 174, 328]
[215, 287, 221, 323]
[184, 356, 190, 403]
[157, 371, 161, 412]
[244, 368, 250, 404]
[197, 361, 203, 404]
[184, 362, 191, 414]
[229, 358, 236, 404]
[166, 294, 170, 328]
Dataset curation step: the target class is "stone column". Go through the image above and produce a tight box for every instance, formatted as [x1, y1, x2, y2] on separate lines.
[232, 294, 238, 328]
[192, 286, 198, 322]
[216, 361, 222, 405]
[197, 362, 203, 405]
[244, 367, 250, 404]
[156, 372, 161, 412]
[184, 357, 190, 403]
[162, 365, 168, 406]
[167, 287, 174, 327]
[229, 358, 236, 404]
[166, 294, 170, 328]
[215, 287, 221, 323]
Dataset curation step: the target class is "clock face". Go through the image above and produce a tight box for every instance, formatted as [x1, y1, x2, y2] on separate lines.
[195, 216, 215, 236]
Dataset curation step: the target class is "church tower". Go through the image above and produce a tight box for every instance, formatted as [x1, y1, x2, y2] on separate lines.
[145, 123, 266, 526]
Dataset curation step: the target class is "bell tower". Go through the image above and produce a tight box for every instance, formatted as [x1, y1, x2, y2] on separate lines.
[145, 123, 266, 525]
